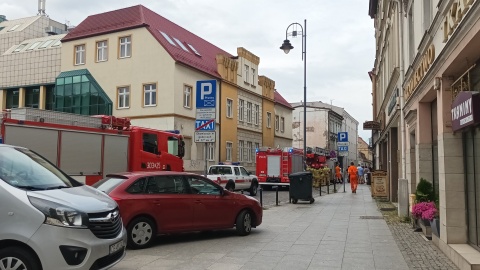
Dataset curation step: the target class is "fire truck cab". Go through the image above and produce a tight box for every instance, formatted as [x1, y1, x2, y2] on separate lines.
[255, 147, 304, 186]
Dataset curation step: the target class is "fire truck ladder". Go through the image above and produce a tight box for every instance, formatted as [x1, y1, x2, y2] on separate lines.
[281, 151, 289, 179]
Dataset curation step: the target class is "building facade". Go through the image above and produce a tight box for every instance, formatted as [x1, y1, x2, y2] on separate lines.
[369, 0, 480, 267]
[0, 6, 293, 174]
[290, 101, 358, 168]
[357, 136, 373, 167]
[0, 15, 67, 111]
[273, 90, 294, 149]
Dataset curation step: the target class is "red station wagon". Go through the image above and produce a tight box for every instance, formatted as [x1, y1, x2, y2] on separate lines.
[93, 171, 263, 249]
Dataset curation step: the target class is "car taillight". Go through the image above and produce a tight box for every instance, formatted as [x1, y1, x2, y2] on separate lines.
[217, 177, 221, 184]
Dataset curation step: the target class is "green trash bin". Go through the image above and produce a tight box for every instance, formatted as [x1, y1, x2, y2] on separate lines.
[288, 171, 315, 204]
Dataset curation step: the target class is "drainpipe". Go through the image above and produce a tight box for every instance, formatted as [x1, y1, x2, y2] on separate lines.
[392, 0, 406, 179]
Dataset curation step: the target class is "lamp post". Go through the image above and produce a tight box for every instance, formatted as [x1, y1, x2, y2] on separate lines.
[280, 19, 307, 169]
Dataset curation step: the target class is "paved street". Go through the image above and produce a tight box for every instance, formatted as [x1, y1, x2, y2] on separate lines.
[112, 184, 417, 270]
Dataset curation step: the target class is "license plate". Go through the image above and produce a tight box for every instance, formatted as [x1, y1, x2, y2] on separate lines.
[109, 240, 124, 254]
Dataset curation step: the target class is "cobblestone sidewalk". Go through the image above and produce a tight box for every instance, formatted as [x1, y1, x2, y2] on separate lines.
[376, 199, 458, 270]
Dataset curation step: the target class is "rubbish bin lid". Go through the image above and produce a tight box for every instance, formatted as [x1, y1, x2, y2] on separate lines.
[288, 171, 312, 177]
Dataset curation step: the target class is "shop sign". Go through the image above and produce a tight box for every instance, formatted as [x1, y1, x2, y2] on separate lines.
[371, 171, 388, 198]
[387, 89, 398, 116]
[404, 45, 436, 101]
[363, 121, 381, 130]
[443, 0, 476, 43]
[451, 91, 480, 132]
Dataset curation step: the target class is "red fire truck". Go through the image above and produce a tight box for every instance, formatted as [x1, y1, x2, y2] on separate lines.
[0, 108, 185, 185]
[255, 147, 304, 185]
[306, 147, 328, 169]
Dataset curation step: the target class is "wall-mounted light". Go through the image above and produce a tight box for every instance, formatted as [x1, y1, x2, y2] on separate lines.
[434, 77, 441, 91]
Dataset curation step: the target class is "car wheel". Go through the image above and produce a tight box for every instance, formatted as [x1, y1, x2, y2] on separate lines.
[236, 210, 253, 236]
[0, 246, 41, 270]
[127, 217, 156, 249]
[249, 181, 258, 196]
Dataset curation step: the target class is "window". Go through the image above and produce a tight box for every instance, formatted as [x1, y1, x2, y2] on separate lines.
[74, 44, 85, 65]
[244, 65, 249, 83]
[146, 175, 186, 194]
[226, 99, 233, 118]
[119, 36, 131, 58]
[254, 104, 259, 125]
[240, 167, 250, 176]
[127, 178, 147, 194]
[144, 83, 157, 106]
[160, 31, 177, 46]
[251, 68, 256, 85]
[142, 133, 158, 154]
[117, 86, 130, 109]
[254, 143, 260, 158]
[26, 41, 42, 51]
[183, 85, 192, 108]
[25, 88, 40, 108]
[96, 40, 108, 62]
[8, 24, 20, 32]
[186, 176, 221, 195]
[239, 99, 244, 121]
[207, 143, 215, 161]
[226, 142, 233, 161]
[13, 43, 27, 53]
[234, 167, 240, 176]
[246, 102, 252, 123]
[275, 115, 279, 131]
[51, 40, 61, 47]
[6, 89, 19, 109]
[187, 43, 201, 56]
[173, 37, 189, 52]
[247, 141, 252, 162]
[280, 117, 285, 132]
[267, 112, 272, 128]
[38, 39, 54, 49]
[239, 140, 244, 162]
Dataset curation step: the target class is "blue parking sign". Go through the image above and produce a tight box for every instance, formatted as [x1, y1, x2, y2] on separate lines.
[196, 80, 216, 108]
[337, 132, 348, 142]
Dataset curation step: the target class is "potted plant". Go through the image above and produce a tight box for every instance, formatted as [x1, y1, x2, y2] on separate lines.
[411, 201, 437, 238]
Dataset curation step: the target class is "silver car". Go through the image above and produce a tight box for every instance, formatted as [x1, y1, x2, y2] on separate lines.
[0, 144, 127, 270]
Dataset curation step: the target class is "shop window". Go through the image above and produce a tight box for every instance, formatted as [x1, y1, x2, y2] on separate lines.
[25, 87, 40, 108]
[6, 89, 19, 109]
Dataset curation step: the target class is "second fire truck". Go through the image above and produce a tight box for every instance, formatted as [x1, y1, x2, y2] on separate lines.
[255, 147, 304, 185]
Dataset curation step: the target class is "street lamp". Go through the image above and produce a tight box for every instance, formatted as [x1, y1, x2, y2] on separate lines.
[280, 20, 307, 168]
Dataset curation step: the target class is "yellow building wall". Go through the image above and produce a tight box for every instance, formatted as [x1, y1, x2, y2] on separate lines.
[220, 82, 238, 161]
[259, 75, 275, 147]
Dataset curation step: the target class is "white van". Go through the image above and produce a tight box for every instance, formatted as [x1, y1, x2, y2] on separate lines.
[0, 144, 127, 270]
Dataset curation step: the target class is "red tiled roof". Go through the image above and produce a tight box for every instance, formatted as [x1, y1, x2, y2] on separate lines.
[62, 5, 232, 78]
[274, 90, 293, 109]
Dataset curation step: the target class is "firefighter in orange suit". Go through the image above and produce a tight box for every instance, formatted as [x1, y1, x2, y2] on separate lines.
[347, 162, 358, 193]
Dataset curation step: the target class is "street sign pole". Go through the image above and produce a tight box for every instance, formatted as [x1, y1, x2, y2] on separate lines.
[204, 143, 208, 176]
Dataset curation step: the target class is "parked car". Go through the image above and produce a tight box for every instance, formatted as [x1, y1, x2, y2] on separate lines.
[93, 171, 263, 249]
[206, 164, 259, 196]
[0, 144, 127, 270]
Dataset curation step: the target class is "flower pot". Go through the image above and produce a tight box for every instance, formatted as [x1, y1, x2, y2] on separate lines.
[419, 219, 432, 238]
[430, 218, 440, 237]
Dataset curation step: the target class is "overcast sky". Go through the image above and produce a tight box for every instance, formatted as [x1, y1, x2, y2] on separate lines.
[2, 0, 375, 141]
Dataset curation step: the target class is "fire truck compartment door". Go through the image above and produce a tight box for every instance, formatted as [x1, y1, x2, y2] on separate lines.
[60, 131, 102, 175]
[267, 155, 281, 177]
[3, 124, 58, 165]
[103, 135, 129, 177]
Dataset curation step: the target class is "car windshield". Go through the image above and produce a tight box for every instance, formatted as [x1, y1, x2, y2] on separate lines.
[92, 177, 126, 194]
[0, 147, 80, 190]
[208, 166, 232, 175]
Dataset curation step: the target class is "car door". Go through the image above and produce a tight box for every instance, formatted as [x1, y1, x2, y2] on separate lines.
[185, 175, 236, 229]
[233, 167, 243, 189]
[146, 175, 194, 232]
[240, 167, 252, 189]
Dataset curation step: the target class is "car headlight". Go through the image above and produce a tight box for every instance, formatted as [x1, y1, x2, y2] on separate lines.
[28, 196, 89, 228]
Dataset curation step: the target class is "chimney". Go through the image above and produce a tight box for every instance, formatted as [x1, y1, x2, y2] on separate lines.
[38, 0, 47, 16]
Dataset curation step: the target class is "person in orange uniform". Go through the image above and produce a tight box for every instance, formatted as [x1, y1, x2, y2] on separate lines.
[347, 162, 358, 193]
[335, 162, 342, 183]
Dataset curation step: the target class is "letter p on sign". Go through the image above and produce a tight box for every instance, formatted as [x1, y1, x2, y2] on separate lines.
[338, 132, 348, 142]
[200, 82, 212, 100]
